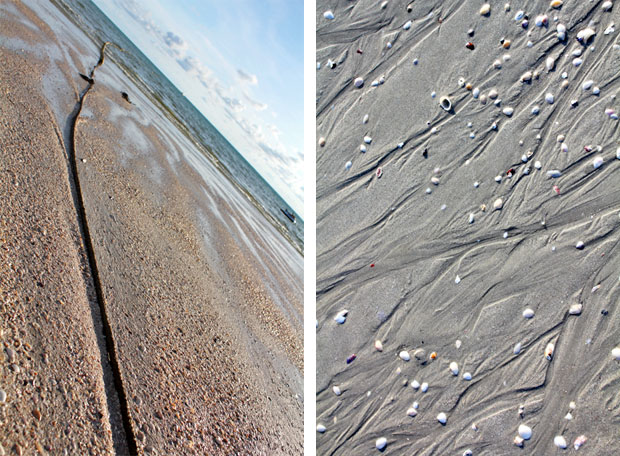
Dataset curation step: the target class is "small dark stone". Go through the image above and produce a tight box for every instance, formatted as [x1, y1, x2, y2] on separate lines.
[601, 309, 609, 316]
[422, 148, 428, 158]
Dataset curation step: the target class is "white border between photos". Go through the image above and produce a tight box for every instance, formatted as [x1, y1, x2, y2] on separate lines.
[304, 0, 317, 454]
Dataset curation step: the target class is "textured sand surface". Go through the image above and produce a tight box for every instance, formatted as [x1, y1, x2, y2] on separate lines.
[317, 1, 620, 455]
[1, 1, 303, 454]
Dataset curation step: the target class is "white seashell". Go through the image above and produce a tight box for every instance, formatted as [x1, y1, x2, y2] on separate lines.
[503, 231, 509, 238]
[546, 57, 555, 71]
[397, 142, 404, 148]
[381, 1, 388, 8]
[334, 310, 348, 324]
[513, 342, 522, 354]
[495, 175, 502, 183]
[573, 49, 582, 57]
[354, 77, 364, 88]
[437, 412, 447, 424]
[561, 143, 568, 153]
[617, 146, 620, 159]
[515, 11, 524, 21]
[565, 412, 573, 420]
[455, 275, 461, 284]
[439, 96, 452, 111]
[574, 435, 587, 449]
[576, 241, 585, 249]
[379, 76, 385, 84]
[531, 105, 540, 115]
[399, 351, 411, 361]
[593, 86, 600, 95]
[317, 424, 326, 433]
[602, 1, 613, 11]
[569, 401, 576, 409]
[518, 424, 532, 440]
[319, 137, 326, 147]
[480, 4, 491, 15]
[577, 28, 596, 44]
[324, 10, 335, 20]
[403, 20, 412, 30]
[472, 87, 480, 99]
[407, 407, 418, 417]
[545, 93, 554, 104]
[503, 54, 511, 62]
[364, 136, 372, 144]
[360, 145, 367, 153]
[371, 80, 379, 87]
[333, 386, 341, 396]
[411, 379, 420, 389]
[469, 213, 475, 224]
[420, 382, 428, 392]
[557, 134, 565, 143]
[493, 198, 503, 210]
[604, 24, 615, 35]
[463, 372, 472, 380]
[612, 347, 620, 360]
[456, 340, 462, 349]
[474, 181, 480, 188]
[345, 160, 352, 170]
[425, 187, 432, 194]
[431, 127, 439, 134]
[375, 340, 383, 351]
[503, 107, 514, 116]
[463, 450, 473, 456]
[545, 343, 554, 360]
[431, 176, 440, 185]
[488, 89, 498, 99]
[521, 71, 532, 82]
[569, 304, 583, 315]
[535, 15, 548, 27]
[583, 80, 594, 90]
[550, 0, 563, 8]
[523, 308, 535, 319]
[557, 23, 566, 33]
[546, 170, 562, 178]
[363, 114, 369, 124]
[376, 437, 387, 450]
[554, 436, 567, 449]
[593, 156, 604, 169]
[449, 362, 459, 375]
[458, 77, 466, 87]
[573, 58, 583, 67]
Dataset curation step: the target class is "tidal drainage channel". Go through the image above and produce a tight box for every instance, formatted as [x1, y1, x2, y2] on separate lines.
[66, 41, 138, 455]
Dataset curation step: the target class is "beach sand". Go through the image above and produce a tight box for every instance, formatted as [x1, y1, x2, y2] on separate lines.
[317, 1, 620, 454]
[1, 1, 302, 454]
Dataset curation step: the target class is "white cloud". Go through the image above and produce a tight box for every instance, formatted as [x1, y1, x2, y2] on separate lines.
[237, 68, 258, 85]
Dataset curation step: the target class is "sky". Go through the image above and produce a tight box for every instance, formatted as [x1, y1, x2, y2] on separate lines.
[92, 0, 304, 217]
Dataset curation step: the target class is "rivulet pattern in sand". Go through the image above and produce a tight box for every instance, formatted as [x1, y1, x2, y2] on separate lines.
[317, 1, 620, 454]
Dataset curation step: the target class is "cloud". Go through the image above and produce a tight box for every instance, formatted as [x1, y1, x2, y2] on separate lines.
[243, 92, 268, 111]
[237, 69, 258, 85]
[163, 31, 188, 55]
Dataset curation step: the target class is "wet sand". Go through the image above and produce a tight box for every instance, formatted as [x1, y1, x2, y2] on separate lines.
[317, 1, 620, 455]
[1, 1, 302, 454]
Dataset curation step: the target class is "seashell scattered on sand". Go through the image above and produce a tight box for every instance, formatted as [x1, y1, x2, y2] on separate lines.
[569, 304, 583, 315]
[480, 4, 490, 16]
[463, 372, 472, 380]
[523, 308, 535, 319]
[554, 436, 567, 449]
[611, 347, 620, 360]
[545, 343, 554, 360]
[334, 309, 348, 324]
[602, 1, 613, 11]
[449, 362, 459, 375]
[376, 437, 387, 450]
[354, 77, 364, 88]
[574, 435, 587, 449]
[333, 385, 341, 396]
[399, 350, 410, 361]
[375, 340, 383, 351]
[518, 424, 532, 440]
[324, 10, 334, 20]
[317, 424, 326, 433]
[514, 342, 522, 354]
[577, 27, 596, 44]
[437, 412, 447, 424]
[439, 96, 452, 111]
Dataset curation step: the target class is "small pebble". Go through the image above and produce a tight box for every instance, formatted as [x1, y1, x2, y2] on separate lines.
[403, 20, 412, 30]
[545, 93, 554, 104]
[420, 382, 428, 392]
[493, 198, 503, 210]
[0, 389, 6, 403]
[480, 4, 490, 15]
[463, 372, 472, 380]
[514, 342, 522, 354]
[411, 379, 420, 389]
[333, 386, 342, 396]
[576, 241, 585, 249]
[531, 106, 540, 115]
[503, 107, 514, 116]
[523, 308, 535, 319]
[569, 304, 583, 315]
[449, 362, 459, 375]
[375, 340, 383, 352]
[354, 77, 364, 88]
[611, 347, 620, 360]
[437, 412, 447, 424]
[399, 351, 411, 361]
[345, 161, 352, 170]
[376, 437, 387, 451]
[317, 424, 326, 433]
[518, 424, 532, 440]
[593, 156, 604, 169]
[324, 10, 335, 20]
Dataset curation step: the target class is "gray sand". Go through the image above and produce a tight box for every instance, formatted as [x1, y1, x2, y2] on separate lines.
[317, 1, 620, 455]
[1, 1, 302, 454]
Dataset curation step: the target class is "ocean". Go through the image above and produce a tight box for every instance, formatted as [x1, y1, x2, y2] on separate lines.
[50, 0, 304, 255]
